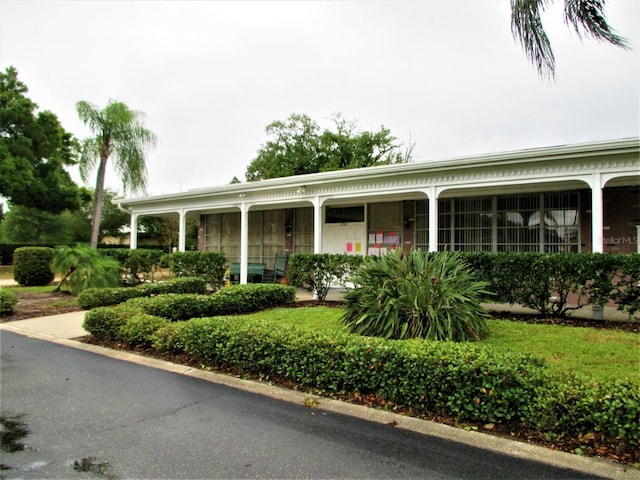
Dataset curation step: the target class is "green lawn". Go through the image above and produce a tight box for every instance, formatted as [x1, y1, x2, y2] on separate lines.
[243, 307, 640, 383]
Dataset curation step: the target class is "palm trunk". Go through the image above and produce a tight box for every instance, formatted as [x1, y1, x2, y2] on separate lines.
[90, 153, 109, 249]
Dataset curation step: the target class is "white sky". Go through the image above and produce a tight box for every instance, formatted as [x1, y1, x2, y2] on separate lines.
[1, 0, 638, 198]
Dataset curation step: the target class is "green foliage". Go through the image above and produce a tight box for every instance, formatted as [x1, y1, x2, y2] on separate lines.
[463, 252, 640, 318]
[119, 314, 169, 348]
[52, 244, 121, 294]
[510, 0, 629, 80]
[102, 248, 164, 285]
[0, 288, 18, 315]
[13, 246, 54, 286]
[83, 304, 133, 342]
[0, 66, 86, 214]
[81, 284, 295, 326]
[76, 99, 157, 248]
[245, 113, 409, 181]
[77, 276, 207, 309]
[162, 251, 226, 289]
[127, 284, 296, 321]
[341, 250, 490, 341]
[610, 254, 640, 316]
[288, 253, 363, 301]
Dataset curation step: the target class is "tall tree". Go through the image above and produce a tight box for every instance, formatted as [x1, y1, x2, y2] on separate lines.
[0, 67, 86, 213]
[76, 100, 157, 248]
[246, 113, 408, 181]
[510, 0, 629, 79]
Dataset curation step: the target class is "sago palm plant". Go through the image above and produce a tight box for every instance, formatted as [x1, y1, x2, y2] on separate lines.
[341, 250, 490, 341]
[52, 244, 122, 295]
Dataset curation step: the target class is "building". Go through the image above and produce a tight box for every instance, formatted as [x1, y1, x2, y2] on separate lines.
[119, 138, 640, 284]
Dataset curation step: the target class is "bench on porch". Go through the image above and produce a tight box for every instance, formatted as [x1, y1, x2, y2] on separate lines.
[229, 262, 266, 283]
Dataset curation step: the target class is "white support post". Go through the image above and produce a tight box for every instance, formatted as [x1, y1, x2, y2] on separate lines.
[427, 187, 438, 252]
[313, 197, 323, 254]
[178, 210, 186, 252]
[129, 213, 138, 250]
[591, 173, 604, 253]
[240, 203, 249, 284]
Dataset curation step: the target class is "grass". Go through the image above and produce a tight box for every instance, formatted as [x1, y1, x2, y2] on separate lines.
[243, 307, 640, 383]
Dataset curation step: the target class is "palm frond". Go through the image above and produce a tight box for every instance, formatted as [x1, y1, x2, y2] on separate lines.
[563, 0, 630, 48]
[511, 0, 556, 80]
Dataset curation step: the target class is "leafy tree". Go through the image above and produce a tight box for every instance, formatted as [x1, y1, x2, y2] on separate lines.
[245, 113, 408, 181]
[99, 189, 131, 240]
[1, 204, 71, 244]
[0, 66, 86, 213]
[76, 100, 157, 248]
[510, 0, 629, 79]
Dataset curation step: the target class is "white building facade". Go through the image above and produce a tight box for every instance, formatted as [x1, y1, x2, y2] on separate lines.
[120, 138, 640, 284]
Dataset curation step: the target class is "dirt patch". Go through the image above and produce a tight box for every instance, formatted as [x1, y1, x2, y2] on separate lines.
[0, 290, 82, 323]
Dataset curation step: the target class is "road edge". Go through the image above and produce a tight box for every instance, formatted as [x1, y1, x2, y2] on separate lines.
[2, 323, 638, 480]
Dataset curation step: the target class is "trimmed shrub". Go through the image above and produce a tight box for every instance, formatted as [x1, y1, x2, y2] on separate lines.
[119, 314, 169, 347]
[125, 284, 296, 321]
[341, 250, 490, 341]
[288, 253, 364, 301]
[77, 276, 207, 309]
[162, 251, 226, 289]
[0, 289, 18, 315]
[83, 305, 137, 342]
[13, 247, 55, 286]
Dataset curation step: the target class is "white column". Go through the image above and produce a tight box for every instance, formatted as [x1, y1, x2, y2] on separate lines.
[591, 173, 604, 253]
[427, 187, 438, 252]
[178, 210, 186, 252]
[240, 203, 249, 284]
[129, 213, 138, 250]
[313, 197, 323, 253]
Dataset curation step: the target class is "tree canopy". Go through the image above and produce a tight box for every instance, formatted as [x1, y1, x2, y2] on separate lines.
[510, 0, 629, 80]
[245, 114, 410, 181]
[0, 66, 87, 214]
[76, 99, 157, 248]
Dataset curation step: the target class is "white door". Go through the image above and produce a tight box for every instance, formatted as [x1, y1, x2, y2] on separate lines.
[322, 223, 366, 255]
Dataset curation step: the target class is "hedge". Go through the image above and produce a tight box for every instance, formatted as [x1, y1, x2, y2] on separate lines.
[462, 252, 640, 317]
[162, 251, 226, 289]
[83, 283, 296, 329]
[85, 307, 640, 446]
[77, 277, 207, 309]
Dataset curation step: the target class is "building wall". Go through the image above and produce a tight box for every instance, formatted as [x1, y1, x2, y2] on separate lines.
[603, 186, 640, 254]
[196, 186, 638, 259]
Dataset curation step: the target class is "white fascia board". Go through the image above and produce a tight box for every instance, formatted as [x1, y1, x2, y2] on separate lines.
[119, 137, 639, 209]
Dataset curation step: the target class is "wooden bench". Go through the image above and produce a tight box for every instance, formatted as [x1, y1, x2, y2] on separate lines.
[229, 262, 266, 283]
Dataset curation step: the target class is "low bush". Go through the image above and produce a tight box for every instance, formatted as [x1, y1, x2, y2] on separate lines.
[77, 277, 207, 309]
[13, 247, 55, 286]
[288, 253, 363, 301]
[83, 304, 140, 342]
[0, 289, 18, 315]
[119, 314, 169, 348]
[341, 250, 490, 341]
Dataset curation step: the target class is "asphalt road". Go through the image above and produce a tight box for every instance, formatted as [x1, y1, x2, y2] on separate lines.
[0, 331, 608, 479]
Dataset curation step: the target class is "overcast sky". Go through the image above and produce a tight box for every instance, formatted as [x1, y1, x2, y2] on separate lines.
[1, 0, 638, 198]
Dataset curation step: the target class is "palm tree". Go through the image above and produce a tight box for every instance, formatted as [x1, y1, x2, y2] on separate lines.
[511, 0, 630, 79]
[76, 100, 157, 248]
